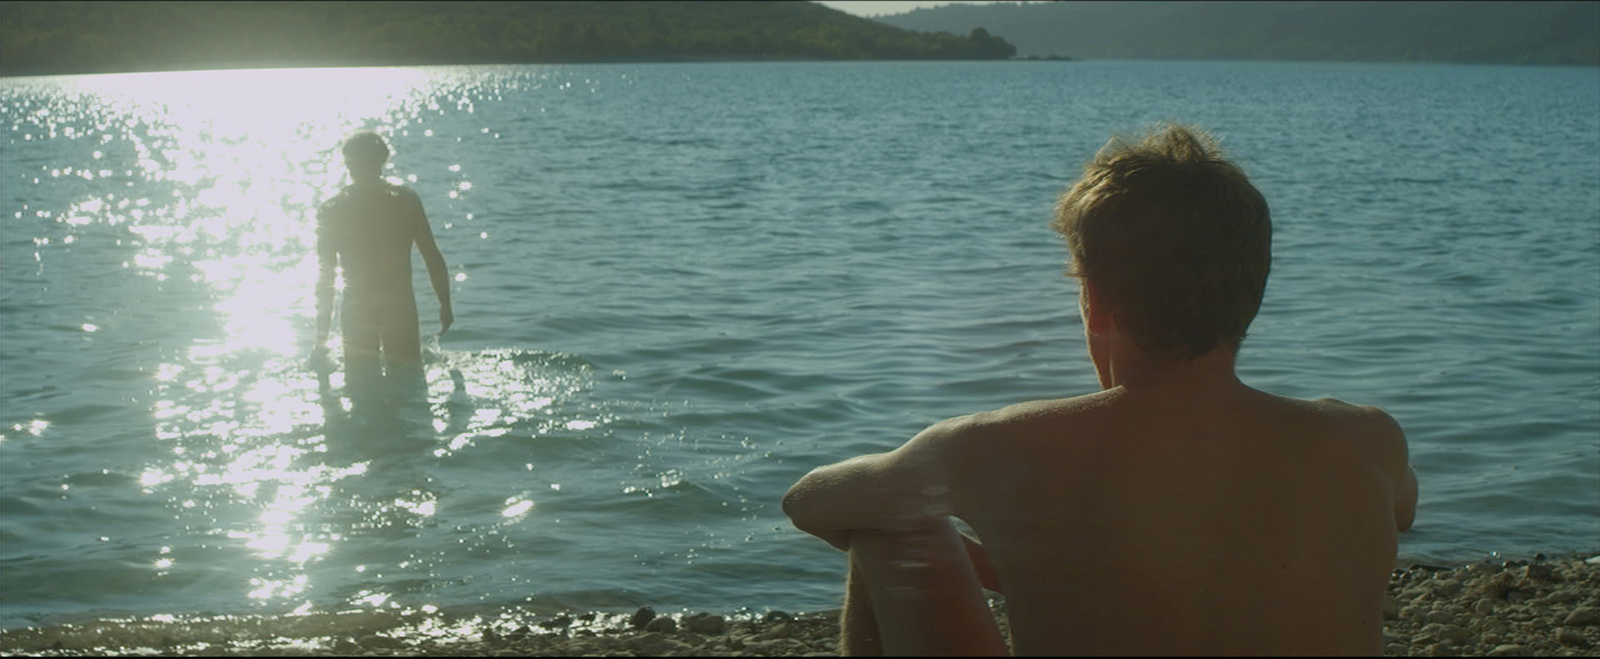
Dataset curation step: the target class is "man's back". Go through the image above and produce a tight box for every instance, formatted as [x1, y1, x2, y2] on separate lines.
[318, 181, 424, 299]
[781, 124, 1416, 656]
[313, 130, 453, 380]
[947, 382, 1411, 655]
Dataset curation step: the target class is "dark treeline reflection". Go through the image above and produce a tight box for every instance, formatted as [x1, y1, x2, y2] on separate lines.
[0, 1, 1018, 77]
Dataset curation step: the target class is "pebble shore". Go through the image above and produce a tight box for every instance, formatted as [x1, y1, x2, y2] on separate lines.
[3, 554, 1596, 656]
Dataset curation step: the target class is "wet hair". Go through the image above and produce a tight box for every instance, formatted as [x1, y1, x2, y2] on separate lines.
[341, 131, 390, 164]
[1051, 123, 1272, 360]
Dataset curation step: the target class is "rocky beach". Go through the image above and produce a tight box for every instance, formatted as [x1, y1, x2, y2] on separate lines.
[2, 553, 1596, 656]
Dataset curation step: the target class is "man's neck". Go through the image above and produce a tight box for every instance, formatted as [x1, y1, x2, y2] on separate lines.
[1096, 339, 1243, 392]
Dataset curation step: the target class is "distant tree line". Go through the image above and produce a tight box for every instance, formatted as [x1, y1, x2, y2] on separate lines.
[0, 1, 1018, 77]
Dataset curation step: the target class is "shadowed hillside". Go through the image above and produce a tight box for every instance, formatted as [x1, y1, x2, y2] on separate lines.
[0, 1, 1018, 77]
[875, 1, 1600, 65]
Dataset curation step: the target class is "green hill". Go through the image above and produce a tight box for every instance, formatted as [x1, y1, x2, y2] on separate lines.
[0, 1, 1017, 77]
[875, 1, 1600, 66]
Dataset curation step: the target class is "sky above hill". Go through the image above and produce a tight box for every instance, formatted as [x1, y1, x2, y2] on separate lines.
[816, 1, 1008, 18]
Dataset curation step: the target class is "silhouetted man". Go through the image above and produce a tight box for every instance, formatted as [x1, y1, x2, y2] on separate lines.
[314, 131, 453, 392]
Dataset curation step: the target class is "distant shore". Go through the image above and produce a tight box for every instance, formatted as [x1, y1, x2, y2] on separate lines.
[0, 1, 1016, 79]
[3, 553, 1596, 656]
[0, 56, 1021, 79]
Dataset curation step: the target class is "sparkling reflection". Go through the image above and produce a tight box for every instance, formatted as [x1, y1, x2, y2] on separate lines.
[5, 65, 599, 617]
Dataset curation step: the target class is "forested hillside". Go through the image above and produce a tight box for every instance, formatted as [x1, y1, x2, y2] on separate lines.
[0, 1, 1017, 77]
[876, 1, 1600, 65]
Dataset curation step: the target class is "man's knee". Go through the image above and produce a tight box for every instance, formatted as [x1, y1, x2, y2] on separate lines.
[848, 521, 1008, 656]
[852, 521, 974, 594]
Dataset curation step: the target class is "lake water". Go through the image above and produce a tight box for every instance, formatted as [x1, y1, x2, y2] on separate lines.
[2, 60, 1597, 641]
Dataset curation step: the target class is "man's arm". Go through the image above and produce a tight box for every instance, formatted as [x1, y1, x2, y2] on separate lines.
[962, 532, 1003, 593]
[1396, 464, 1418, 532]
[1367, 406, 1418, 532]
[782, 418, 967, 552]
[411, 193, 453, 333]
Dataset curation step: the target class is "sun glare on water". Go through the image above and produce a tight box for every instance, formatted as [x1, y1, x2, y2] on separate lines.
[61, 66, 435, 354]
[26, 65, 481, 614]
[7, 62, 607, 621]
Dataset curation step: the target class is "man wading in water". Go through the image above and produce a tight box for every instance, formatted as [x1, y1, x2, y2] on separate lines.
[313, 131, 453, 397]
[783, 123, 1417, 656]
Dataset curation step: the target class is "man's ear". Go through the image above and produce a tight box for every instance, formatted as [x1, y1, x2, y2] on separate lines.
[1081, 279, 1116, 336]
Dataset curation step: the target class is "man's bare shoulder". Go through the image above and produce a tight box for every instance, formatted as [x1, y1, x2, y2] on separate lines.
[1290, 395, 1406, 441]
[936, 389, 1116, 430]
[319, 186, 356, 212]
[1260, 394, 1410, 479]
[322, 183, 422, 216]
[912, 390, 1125, 463]
[384, 184, 426, 215]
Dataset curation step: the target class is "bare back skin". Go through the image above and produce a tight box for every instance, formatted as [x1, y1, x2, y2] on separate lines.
[784, 353, 1416, 656]
[319, 181, 429, 369]
[950, 384, 1411, 655]
[784, 124, 1416, 656]
[315, 178, 452, 380]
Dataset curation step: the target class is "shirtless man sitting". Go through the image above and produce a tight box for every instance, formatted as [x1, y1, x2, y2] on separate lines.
[783, 123, 1418, 656]
[314, 131, 453, 393]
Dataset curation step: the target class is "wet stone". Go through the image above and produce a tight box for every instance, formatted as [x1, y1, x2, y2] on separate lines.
[646, 638, 687, 655]
[1563, 608, 1600, 627]
[630, 606, 656, 629]
[1521, 564, 1554, 582]
[684, 612, 728, 635]
[358, 634, 404, 650]
[646, 615, 678, 634]
[1556, 628, 1588, 647]
[755, 622, 794, 641]
[1436, 624, 1470, 644]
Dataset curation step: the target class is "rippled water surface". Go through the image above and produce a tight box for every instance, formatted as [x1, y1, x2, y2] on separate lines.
[2, 60, 1597, 633]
